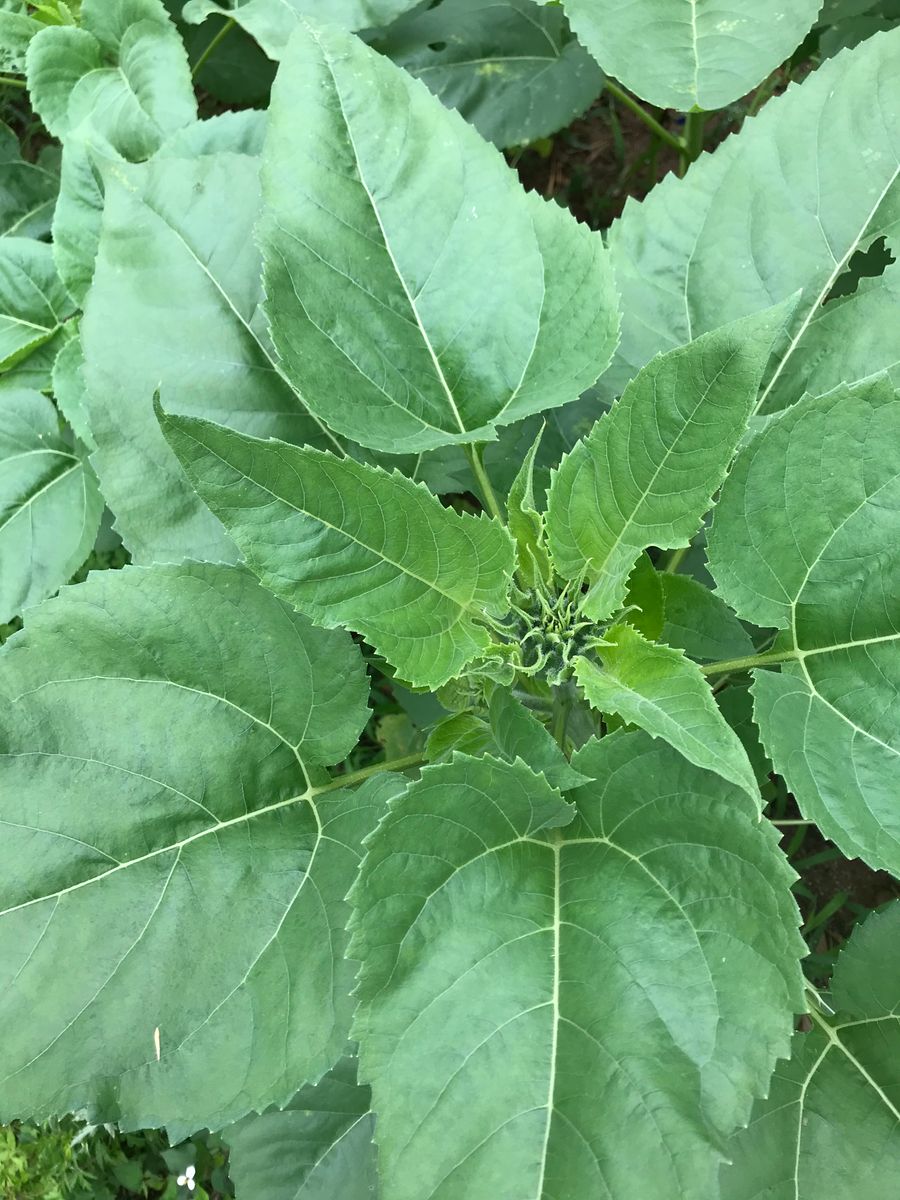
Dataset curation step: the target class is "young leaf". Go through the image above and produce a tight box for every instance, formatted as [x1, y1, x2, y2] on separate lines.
[488, 687, 589, 790]
[371, 0, 604, 149]
[157, 411, 516, 690]
[606, 29, 900, 411]
[26, 0, 195, 148]
[547, 304, 790, 621]
[0, 4, 41, 76]
[722, 904, 900, 1200]
[350, 739, 803, 1199]
[259, 20, 619, 454]
[0, 121, 57, 239]
[506, 425, 552, 587]
[182, 0, 421, 59]
[0, 562, 378, 1132]
[575, 625, 758, 800]
[51, 334, 93, 451]
[540, 0, 820, 110]
[623, 552, 665, 640]
[81, 149, 335, 564]
[659, 573, 755, 663]
[225, 1058, 376, 1200]
[0, 238, 75, 375]
[0, 389, 102, 622]
[708, 378, 900, 873]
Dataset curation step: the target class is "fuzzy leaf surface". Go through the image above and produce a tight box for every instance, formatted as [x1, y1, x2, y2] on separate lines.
[350, 740, 803, 1199]
[606, 30, 900, 410]
[0, 238, 75, 374]
[158, 411, 516, 690]
[0, 122, 57, 239]
[659, 573, 755, 663]
[540, 0, 820, 109]
[547, 306, 787, 620]
[225, 1058, 376, 1200]
[0, 388, 102, 623]
[259, 20, 618, 454]
[371, 0, 603, 148]
[81, 147, 335, 564]
[0, 562, 376, 1132]
[575, 625, 758, 800]
[722, 905, 900, 1200]
[708, 378, 900, 873]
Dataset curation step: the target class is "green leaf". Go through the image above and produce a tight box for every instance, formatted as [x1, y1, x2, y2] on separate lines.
[659, 573, 755, 663]
[371, 0, 604, 149]
[225, 1059, 376, 1200]
[540, 0, 820, 109]
[0, 239, 75, 379]
[488, 687, 589, 790]
[506, 425, 552, 588]
[51, 332, 94, 451]
[722, 905, 900, 1200]
[425, 710, 494, 760]
[157, 410, 516, 690]
[259, 20, 619, 454]
[547, 305, 790, 621]
[623, 552, 665, 641]
[0, 562, 377, 1132]
[350, 739, 803, 1198]
[26, 0, 196, 148]
[0, 388, 102, 622]
[181, 0, 421, 59]
[0, 4, 40, 75]
[81, 147, 336, 565]
[575, 625, 758, 800]
[708, 377, 900, 873]
[0, 122, 57, 239]
[606, 30, 900, 411]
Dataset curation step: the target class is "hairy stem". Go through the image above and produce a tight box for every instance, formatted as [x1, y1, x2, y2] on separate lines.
[663, 545, 689, 573]
[465, 443, 506, 524]
[701, 648, 798, 676]
[605, 79, 684, 154]
[315, 752, 426, 794]
[678, 110, 707, 175]
[191, 17, 236, 79]
[0, 75, 26, 89]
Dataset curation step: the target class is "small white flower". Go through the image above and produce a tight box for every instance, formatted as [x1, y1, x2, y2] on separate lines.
[177, 1165, 196, 1191]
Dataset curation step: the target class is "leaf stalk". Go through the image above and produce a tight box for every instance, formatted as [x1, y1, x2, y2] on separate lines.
[604, 79, 684, 155]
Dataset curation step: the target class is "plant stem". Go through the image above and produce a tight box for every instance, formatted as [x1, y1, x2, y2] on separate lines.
[771, 818, 814, 827]
[465, 443, 506, 524]
[604, 79, 684, 155]
[664, 545, 689, 573]
[315, 752, 426, 794]
[678, 110, 707, 175]
[0, 75, 26, 89]
[701, 648, 797, 676]
[551, 689, 572, 751]
[191, 16, 236, 78]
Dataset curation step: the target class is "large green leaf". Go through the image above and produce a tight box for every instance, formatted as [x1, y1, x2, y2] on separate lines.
[0, 2, 40, 75]
[707, 378, 900, 873]
[659, 573, 755, 663]
[158, 411, 516, 690]
[0, 122, 57, 239]
[371, 0, 604, 149]
[0, 238, 75, 379]
[575, 625, 758, 800]
[546, 306, 788, 621]
[539, 0, 820, 110]
[722, 904, 900, 1200]
[225, 1058, 376, 1200]
[606, 30, 900, 410]
[0, 562, 379, 1132]
[181, 0, 420, 58]
[259, 20, 619, 454]
[487, 686, 589, 791]
[81, 146, 335, 564]
[350, 740, 803, 1199]
[0, 388, 102, 623]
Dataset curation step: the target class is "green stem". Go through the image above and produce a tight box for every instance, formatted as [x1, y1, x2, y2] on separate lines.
[771, 818, 814, 827]
[604, 79, 685, 155]
[0, 75, 26, 89]
[701, 649, 798, 676]
[679, 110, 707, 175]
[315, 752, 426, 794]
[664, 545, 689, 574]
[191, 16, 236, 79]
[551, 690, 572, 751]
[465, 443, 506, 524]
